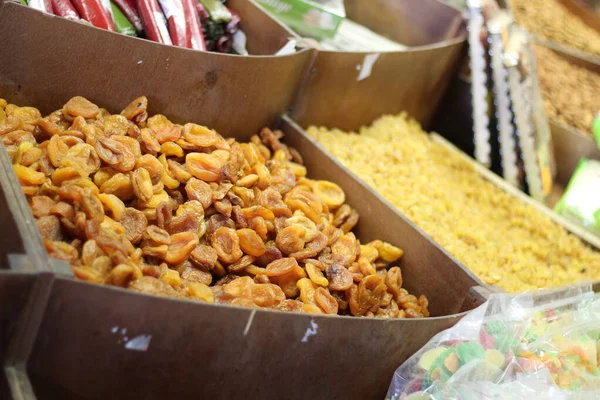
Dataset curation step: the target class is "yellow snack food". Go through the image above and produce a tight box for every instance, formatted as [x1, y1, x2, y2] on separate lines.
[308, 113, 600, 293]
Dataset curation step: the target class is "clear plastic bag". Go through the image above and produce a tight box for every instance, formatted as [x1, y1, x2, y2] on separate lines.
[387, 285, 600, 400]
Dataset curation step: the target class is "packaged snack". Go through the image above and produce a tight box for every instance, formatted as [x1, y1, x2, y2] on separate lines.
[387, 286, 600, 399]
[51, 0, 80, 18]
[555, 158, 600, 237]
[256, 0, 345, 40]
[136, 0, 172, 44]
[72, 0, 116, 30]
[158, 0, 188, 48]
[112, 0, 144, 33]
[111, 1, 136, 36]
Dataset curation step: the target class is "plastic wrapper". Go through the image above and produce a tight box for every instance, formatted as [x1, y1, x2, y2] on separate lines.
[181, 0, 206, 50]
[51, 0, 80, 18]
[158, 0, 188, 48]
[72, 0, 115, 30]
[112, 0, 143, 33]
[111, 1, 136, 35]
[28, 0, 53, 13]
[594, 113, 600, 149]
[256, 0, 345, 40]
[555, 158, 600, 237]
[136, 0, 172, 44]
[387, 286, 600, 399]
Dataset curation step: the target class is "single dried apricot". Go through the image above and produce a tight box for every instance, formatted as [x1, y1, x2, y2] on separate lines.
[63, 96, 100, 119]
[185, 178, 213, 209]
[251, 283, 285, 308]
[182, 123, 221, 148]
[120, 96, 147, 122]
[129, 276, 177, 297]
[37, 215, 62, 241]
[236, 228, 266, 257]
[186, 152, 224, 182]
[44, 240, 78, 263]
[180, 264, 212, 286]
[120, 207, 147, 244]
[326, 263, 353, 291]
[190, 244, 218, 270]
[189, 282, 214, 303]
[160, 142, 184, 157]
[211, 227, 243, 264]
[165, 231, 199, 264]
[98, 193, 125, 221]
[131, 168, 153, 202]
[30, 196, 56, 218]
[306, 262, 328, 287]
[94, 136, 137, 172]
[314, 287, 338, 315]
[14, 165, 45, 185]
[385, 266, 403, 299]
[222, 276, 253, 299]
[313, 180, 345, 208]
[265, 257, 298, 277]
[331, 233, 359, 265]
[167, 211, 198, 235]
[276, 225, 307, 255]
[378, 242, 404, 262]
[139, 128, 161, 155]
[297, 278, 317, 304]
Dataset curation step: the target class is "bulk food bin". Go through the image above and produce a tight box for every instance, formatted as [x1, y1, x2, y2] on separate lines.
[290, 0, 466, 131]
[0, 2, 483, 399]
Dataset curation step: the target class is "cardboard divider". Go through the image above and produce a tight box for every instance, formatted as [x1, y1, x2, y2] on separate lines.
[25, 277, 467, 400]
[290, 0, 466, 132]
[344, 0, 465, 46]
[0, 273, 37, 399]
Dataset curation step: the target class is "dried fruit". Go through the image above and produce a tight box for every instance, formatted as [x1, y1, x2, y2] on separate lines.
[236, 228, 266, 257]
[5, 96, 427, 318]
[211, 227, 243, 264]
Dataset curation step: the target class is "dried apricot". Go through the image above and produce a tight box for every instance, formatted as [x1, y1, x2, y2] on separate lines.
[211, 227, 243, 264]
[236, 228, 266, 257]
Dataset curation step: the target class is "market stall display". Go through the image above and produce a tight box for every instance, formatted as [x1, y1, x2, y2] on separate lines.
[308, 114, 600, 293]
[510, 0, 600, 57]
[0, 95, 430, 318]
[536, 45, 600, 137]
[386, 286, 600, 399]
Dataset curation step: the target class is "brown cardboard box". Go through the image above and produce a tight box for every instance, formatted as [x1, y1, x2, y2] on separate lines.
[291, 0, 466, 131]
[0, 1, 479, 399]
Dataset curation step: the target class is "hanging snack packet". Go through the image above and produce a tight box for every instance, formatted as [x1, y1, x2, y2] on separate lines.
[111, 1, 136, 35]
[137, 0, 172, 44]
[555, 158, 600, 237]
[158, 0, 188, 48]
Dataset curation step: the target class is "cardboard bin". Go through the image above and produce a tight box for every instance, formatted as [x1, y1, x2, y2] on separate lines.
[0, 2, 482, 399]
[290, 0, 467, 132]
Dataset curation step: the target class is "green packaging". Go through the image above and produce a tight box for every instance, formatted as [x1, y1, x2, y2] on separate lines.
[111, 2, 136, 36]
[255, 0, 345, 40]
[593, 112, 600, 150]
[555, 158, 600, 237]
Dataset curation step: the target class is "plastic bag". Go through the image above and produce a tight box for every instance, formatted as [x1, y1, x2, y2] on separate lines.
[555, 158, 600, 238]
[387, 285, 600, 400]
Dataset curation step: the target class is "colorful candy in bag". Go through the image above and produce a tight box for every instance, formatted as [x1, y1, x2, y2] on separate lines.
[387, 286, 600, 399]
